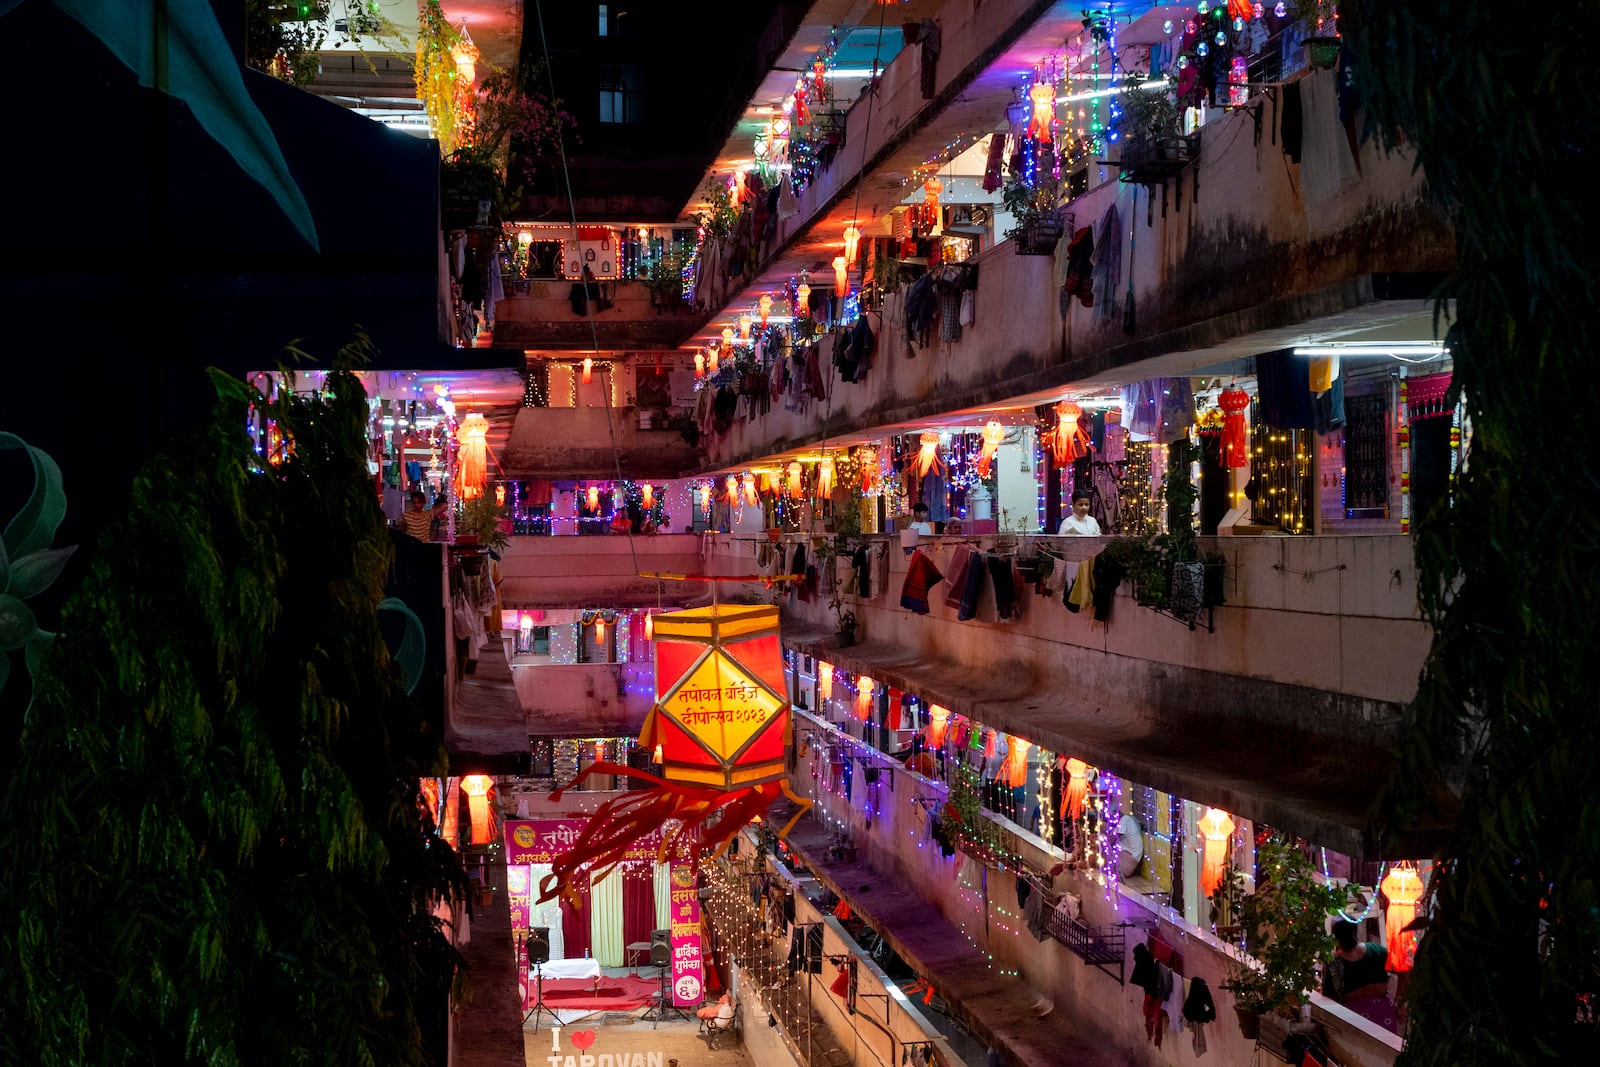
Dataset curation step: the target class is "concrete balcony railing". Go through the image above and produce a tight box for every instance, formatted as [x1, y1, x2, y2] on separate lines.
[496, 532, 705, 608]
[703, 532, 1434, 855]
[498, 405, 699, 480]
[491, 279, 699, 350]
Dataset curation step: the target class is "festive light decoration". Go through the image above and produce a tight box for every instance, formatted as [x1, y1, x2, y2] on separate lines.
[1061, 757, 1090, 821]
[722, 325, 735, 347]
[759, 293, 773, 326]
[642, 483, 654, 510]
[643, 611, 654, 641]
[978, 421, 1005, 477]
[741, 475, 759, 508]
[1048, 402, 1090, 464]
[995, 736, 1031, 788]
[1028, 81, 1055, 142]
[1228, 0, 1255, 16]
[586, 485, 600, 511]
[708, 348, 720, 375]
[495, 484, 506, 507]
[582, 356, 594, 385]
[856, 446, 879, 492]
[922, 177, 942, 215]
[914, 431, 945, 478]
[1197, 807, 1236, 896]
[694, 352, 706, 379]
[1219, 387, 1252, 468]
[843, 225, 862, 270]
[925, 705, 951, 748]
[817, 457, 836, 499]
[725, 475, 739, 505]
[594, 617, 607, 643]
[1380, 862, 1425, 973]
[855, 676, 876, 722]
[460, 773, 495, 845]
[457, 413, 489, 499]
[818, 662, 833, 701]
[786, 461, 804, 500]
[738, 314, 752, 340]
[833, 255, 849, 297]
[539, 604, 809, 900]
[520, 611, 534, 632]
[796, 278, 811, 316]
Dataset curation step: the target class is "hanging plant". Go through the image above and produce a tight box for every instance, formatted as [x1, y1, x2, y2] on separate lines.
[415, 0, 467, 154]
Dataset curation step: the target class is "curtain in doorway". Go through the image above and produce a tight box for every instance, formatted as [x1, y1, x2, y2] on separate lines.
[623, 868, 656, 953]
[559, 872, 592, 961]
[529, 864, 565, 964]
[655, 863, 672, 931]
[590, 869, 624, 967]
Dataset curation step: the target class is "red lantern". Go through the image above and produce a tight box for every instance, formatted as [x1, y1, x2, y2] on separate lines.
[1219, 387, 1252, 468]
[1060, 757, 1089, 821]
[1380, 863, 1425, 973]
[1048, 402, 1090, 464]
[1197, 807, 1236, 896]
[833, 255, 849, 297]
[539, 604, 809, 901]
[855, 676, 876, 722]
[460, 774, 496, 845]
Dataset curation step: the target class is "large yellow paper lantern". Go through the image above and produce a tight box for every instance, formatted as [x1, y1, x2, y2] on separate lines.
[1197, 807, 1236, 896]
[460, 773, 496, 845]
[796, 278, 811, 316]
[1380, 862, 1425, 973]
[457, 413, 489, 498]
[843, 224, 862, 269]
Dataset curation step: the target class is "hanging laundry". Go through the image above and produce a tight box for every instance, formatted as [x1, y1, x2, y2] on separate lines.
[1061, 226, 1096, 309]
[899, 549, 945, 614]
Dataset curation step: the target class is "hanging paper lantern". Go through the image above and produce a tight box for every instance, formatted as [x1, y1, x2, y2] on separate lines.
[540, 604, 809, 901]
[833, 255, 849, 297]
[996, 736, 1031, 788]
[759, 292, 773, 326]
[594, 616, 607, 643]
[856, 447, 878, 492]
[855, 676, 876, 722]
[742, 475, 759, 507]
[708, 347, 720, 375]
[738, 314, 752, 340]
[978, 421, 1005, 477]
[643, 611, 654, 640]
[818, 662, 833, 701]
[914, 431, 945, 478]
[1219, 387, 1252, 468]
[922, 177, 943, 216]
[519, 611, 534, 632]
[495, 483, 506, 507]
[694, 352, 706, 379]
[586, 485, 600, 512]
[925, 705, 951, 748]
[1049, 402, 1091, 464]
[812, 57, 827, 96]
[722, 325, 735, 347]
[796, 278, 811, 316]
[1380, 863, 1425, 973]
[581, 356, 594, 385]
[457, 413, 489, 499]
[725, 475, 739, 504]
[460, 773, 496, 845]
[817, 457, 836, 499]
[1028, 81, 1055, 142]
[1198, 807, 1236, 896]
[642, 483, 655, 510]
[1061, 757, 1090, 821]
[843, 224, 862, 270]
[760, 471, 776, 498]
[787, 461, 804, 500]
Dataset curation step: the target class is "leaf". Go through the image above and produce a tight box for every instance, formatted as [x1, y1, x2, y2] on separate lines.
[53, 0, 319, 250]
[0, 593, 37, 653]
[0, 432, 67, 561]
[5, 546, 76, 601]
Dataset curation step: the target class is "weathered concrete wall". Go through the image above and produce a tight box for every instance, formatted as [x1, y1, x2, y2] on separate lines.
[705, 63, 1453, 469]
[500, 407, 699, 479]
[497, 533, 706, 607]
[492, 279, 701, 350]
[509, 662, 654, 736]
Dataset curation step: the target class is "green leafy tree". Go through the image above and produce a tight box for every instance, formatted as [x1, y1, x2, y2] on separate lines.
[1349, 1, 1600, 1062]
[0, 352, 465, 1065]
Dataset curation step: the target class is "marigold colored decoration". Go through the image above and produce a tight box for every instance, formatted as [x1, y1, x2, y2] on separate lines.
[1380, 862, 1425, 973]
[818, 662, 833, 701]
[1219, 387, 1252, 468]
[1060, 757, 1090, 821]
[796, 279, 811, 316]
[978, 421, 1005, 477]
[995, 736, 1031, 787]
[787, 461, 804, 500]
[914, 431, 945, 477]
[817, 457, 836, 499]
[1048, 402, 1090, 464]
[457, 413, 489, 499]
[460, 773, 496, 845]
[1197, 807, 1236, 896]
[538, 604, 810, 901]
[925, 704, 951, 747]
[855, 676, 876, 722]
[833, 255, 849, 297]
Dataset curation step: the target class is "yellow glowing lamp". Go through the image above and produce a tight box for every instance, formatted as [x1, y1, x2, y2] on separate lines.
[818, 661, 833, 700]
[722, 325, 735, 347]
[833, 255, 849, 296]
[582, 356, 594, 385]
[796, 278, 812, 316]
[978, 420, 1005, 477]
[457, 413, 489, 497]
[694, 352, 705, 378]
[1197, 807, 1236, 896]
[708, 348, 720, 375]
[759, 293, 773, 325]
[1380, 863, 1425, 973]
[843, 224, 862, 269]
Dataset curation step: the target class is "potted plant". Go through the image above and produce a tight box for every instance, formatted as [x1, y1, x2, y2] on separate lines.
[1221, 836, 1345, 1039]
[834, 607, 858, 648]
[1289, 0, 1341, 70]
[1001, 171, 1064, 255]
[457, 494, 510, 574]
[643, 244, 689, 311]
[1116, 72, 1188, 175]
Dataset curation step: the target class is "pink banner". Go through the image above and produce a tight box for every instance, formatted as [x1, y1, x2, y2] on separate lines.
[507, 864, 532, 1008]
[505, 819, 661, 867]
[668, 863, 705, 1007]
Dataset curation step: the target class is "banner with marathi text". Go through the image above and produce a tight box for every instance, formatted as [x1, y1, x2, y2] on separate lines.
[506, 819, 660, 867]
[668, 863, 704, 1007]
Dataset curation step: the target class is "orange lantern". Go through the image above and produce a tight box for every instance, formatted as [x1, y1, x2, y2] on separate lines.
[922, 177, 942, 216]
[725, 475, 739, 505]
[786, 460, 804, 500]
[796, 278, 811, 316]
[1228, 0, 1255, 18]
[738, 314, 752, 340]
[817, 457, 836, 499]
[460, 773, 496, 845]
[915, 431, 945, 477]
[457, 413, 489, 499]
[641, 483, 655, 510]
[1049, 402, 1091, 464]
[978, 420, 1004, 477]
[594, 616, 607, 643]
[843, 224, 862, 270]
[439, 777, 461, 845]
[582, 356, 594, 385]
[759, 293, 773, 326]
[1380, 863, 1425, 973]
[708, 347, 720, 375]
[760, 471, 776, 497]
[1197, 807, 1236, 896]
[1219, 387, 1251, 468]
[694, 352, 705, 379]
[495, 483, 506, 507]
[1028, 81, 1055, 142]
[995, 736, 1031, 788]
[742, 475, 759, 507]
[519, 611, 534, 632]
[643, 611, 654, 640]
[925, 705, 951, 748]
[722, 325, 735, 347]
[833, 255, 849, 297]
[586, 485, 600, 512]
[857, 447, 878, 492]
[818, 662, 833, 701]
[541, 604, 809, 900]
[1061, 757, 1090, 821]
[855, 676, 876, 722]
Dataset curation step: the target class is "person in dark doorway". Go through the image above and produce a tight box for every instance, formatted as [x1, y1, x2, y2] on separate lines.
[1323, 919, 1389, 1003]
[400, 490, 444, 541]
[909, 502, 935, 535]
[1057, 490, 1102, 535]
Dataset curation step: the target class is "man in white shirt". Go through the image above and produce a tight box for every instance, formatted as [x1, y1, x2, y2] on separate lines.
[1058, 491, 1102, 535]
[909, 502, 935, 535]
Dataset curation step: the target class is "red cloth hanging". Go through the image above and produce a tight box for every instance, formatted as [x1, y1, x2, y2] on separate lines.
[622, 867, 656, 954]
[560, 872, 593, 960]
[1219, 387, 1252, 468]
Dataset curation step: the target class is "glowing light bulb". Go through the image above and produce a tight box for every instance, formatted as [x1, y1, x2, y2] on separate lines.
[1215, 30, 1227, 44]
[1197, 42, 1209, 56]
[1274, 2, 1286, 16]
[1197, 1, 1209, 13]
[1163, 19, 1173, 33]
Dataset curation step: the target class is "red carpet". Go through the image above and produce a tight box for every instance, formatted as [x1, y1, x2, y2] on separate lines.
[534, 975, 661, 1012]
